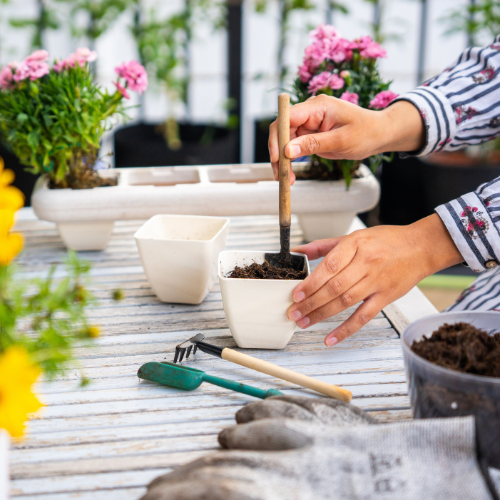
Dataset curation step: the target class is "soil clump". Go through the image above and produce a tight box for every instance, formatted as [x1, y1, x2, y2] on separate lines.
[228, 260, 307, 280]
[295, 159, 362, 181]
[411, 322, 500, 378]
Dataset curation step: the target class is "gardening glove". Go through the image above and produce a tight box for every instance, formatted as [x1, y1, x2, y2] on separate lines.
[141, 396, 495, 500]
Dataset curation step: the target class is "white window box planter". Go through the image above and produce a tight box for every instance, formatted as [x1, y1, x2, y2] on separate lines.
[32, 163, 379, 250]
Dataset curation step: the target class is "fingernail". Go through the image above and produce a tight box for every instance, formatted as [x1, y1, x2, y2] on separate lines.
[294, 291, 305, 302]
[289, 310, 301, 321]
[289, 145, 301, 158]
[326, 336, 338, 347]
[297, 316, 310, 328]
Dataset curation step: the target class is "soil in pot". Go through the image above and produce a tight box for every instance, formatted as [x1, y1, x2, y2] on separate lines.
[411, 322, 500, 377]
[410, 321, 500, 469]
[49, 171, 117, 190]
[295, 159, 362, 181]
[227, 260, 307, 280]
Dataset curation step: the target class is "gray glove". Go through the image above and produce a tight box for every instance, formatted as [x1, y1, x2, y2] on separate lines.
[141, 396, 495, 500]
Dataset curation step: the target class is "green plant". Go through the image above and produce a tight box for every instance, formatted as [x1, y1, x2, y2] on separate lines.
[442, 0, 500, 46]
[0, 49, 147, 188]
[293, 24, 396, 186]
[0, 248, 98, 385]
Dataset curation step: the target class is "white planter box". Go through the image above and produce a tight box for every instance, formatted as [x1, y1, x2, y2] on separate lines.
[135, 215, 229, 304]
[0, 430, 8, 500]
[32, 163, 379, 250]
[219, 250, 310, 349]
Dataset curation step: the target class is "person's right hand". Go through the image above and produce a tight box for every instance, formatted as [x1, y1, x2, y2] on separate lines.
[268, 95, 425, 183]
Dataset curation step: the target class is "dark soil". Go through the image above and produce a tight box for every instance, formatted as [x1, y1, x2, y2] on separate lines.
[295, 159, 362, 181]
[411, 322, 500, 378]
[227, 260, 307, 280]
[49, 170, 117, 190]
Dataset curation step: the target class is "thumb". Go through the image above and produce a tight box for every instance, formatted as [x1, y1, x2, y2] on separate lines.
[218, 419, 311, 451]
[285, 130, 342, 159]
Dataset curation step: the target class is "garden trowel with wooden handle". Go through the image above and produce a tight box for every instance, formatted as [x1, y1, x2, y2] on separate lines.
[265, 93, 304, 271]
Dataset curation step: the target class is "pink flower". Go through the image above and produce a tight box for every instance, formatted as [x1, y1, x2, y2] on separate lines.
[307, 71, 344, 95]
[329, 74, 344, 90]
[304, 40, 331, 68]
[309, 24, 339, 41]
[0, 65, 15, 90]
[113, 81, 130, 99]
[25, 49, 48, 62]
[329, 38, 355, 63]
[340, 70, 350, 79]
[74, 47, 97, 63]
[62, 47, 97, 69]
[340, 91, 359, 105]
[53, 59, 66, 73]
[298, 62, 313, 83]
[360, 41, 386, 59]
[114, 60, 148, 94]
[369, 90, 399, 109]
[13, 59, 49, 82]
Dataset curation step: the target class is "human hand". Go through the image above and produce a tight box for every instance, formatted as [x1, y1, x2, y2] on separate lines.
[287, 214, 463, 346]
[268, 96, 425, 183]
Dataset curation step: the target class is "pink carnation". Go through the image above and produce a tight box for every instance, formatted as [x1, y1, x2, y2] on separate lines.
[329, 38, 355, 63]
[113, 81, 130, 100]
[13, 58, 49, 82]
[329, 74, 344, 90]
[114, 60, 148, 94]
[308, 71, 344, 95]
[25, 50, 48, 63]
[53, 59, 66, 73]
[62, 47, 97, 69]
[0, 65, 15, 90]
[359, 39, 386, 59]
[309, 24, 339, 41]
[340, 91, 359, 105]
[298, 62, 313, 83]
[369, 90, 399, 109]
[304, 40, 331, 68]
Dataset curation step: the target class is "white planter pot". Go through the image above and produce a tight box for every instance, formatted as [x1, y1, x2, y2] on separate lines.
[135, 215, 230, 305]
[219, 250, 310, 349]
[297, 212, 356, 241]
[56, 221, 115, 251]
[31, 163, 379, 249]
[0, 430, 9, 500]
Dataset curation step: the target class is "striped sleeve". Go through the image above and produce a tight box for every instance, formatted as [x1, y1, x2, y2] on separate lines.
[391, 35, 500, 157]
[435, 177, 500, 273]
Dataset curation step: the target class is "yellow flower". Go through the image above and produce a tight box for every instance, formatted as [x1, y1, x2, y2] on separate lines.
[0, 233, 23, 266]
[0, 208, 15, 236]
[0, 346, 43, 438]
[0, 157, 24, 210]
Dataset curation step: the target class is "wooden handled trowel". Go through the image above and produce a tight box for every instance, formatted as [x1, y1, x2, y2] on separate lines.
[266, 93, 304, 271]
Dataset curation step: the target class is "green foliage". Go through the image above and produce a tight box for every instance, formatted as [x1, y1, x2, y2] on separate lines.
[442, 0, 500, 44]
[9, 0, 60, 50]
[292, 51, 392, 187]
[0, 251, 96, 383]
[61, 0, 136, 43]
[0, 63, 125, 187]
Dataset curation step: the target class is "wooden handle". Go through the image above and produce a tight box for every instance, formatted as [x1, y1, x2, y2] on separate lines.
[278, 93, 291, 228]
[222, 348, 352, 403]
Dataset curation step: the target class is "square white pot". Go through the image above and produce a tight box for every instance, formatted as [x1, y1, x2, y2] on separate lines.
[0, 429, 8, 500]
[135, 215, 230, 305]
[219, 250, 310, 349]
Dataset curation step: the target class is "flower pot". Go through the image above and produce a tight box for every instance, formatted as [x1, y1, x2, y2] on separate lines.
[0, 430, 8, 500]
[56, 221, 115, 251]
[295, 164, 380, 240]
[135, 215, 230, 305]
[219, 250, 310, 349]
[114, 123, 239, 167]
[402, 311, 500, 469]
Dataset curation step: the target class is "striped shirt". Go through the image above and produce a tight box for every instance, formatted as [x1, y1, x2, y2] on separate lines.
[393, 36, 500, 311]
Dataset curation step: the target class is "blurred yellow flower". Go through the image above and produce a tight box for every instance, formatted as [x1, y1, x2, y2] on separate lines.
[0, 157, 24, 264]
[87, 325, 101, 338]
[0, 346, 43, 438]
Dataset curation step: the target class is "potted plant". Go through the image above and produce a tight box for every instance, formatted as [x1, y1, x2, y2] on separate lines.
[290, 23, 396, 239]
[0, 164, 98, 496]
[115, 0, 239, 168]
[0, 48, 148, 250]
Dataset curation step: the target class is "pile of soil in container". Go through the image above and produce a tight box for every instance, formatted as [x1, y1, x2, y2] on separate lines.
[295, 159, 362, 181]
[411, 322, 500, 378]
[227, 260, 307, 280]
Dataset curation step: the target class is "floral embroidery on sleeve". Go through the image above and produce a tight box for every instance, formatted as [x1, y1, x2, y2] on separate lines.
[472, 66, 496, 84]
[455, 106, 477, 125]
[461, 206, 489, 239]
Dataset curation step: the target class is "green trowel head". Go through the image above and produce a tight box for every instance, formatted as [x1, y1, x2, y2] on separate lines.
[138, 361, 205, 391]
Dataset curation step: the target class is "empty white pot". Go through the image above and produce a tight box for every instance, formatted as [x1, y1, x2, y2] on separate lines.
[219, 250, 310, 349]
[135, 215, 230, 305]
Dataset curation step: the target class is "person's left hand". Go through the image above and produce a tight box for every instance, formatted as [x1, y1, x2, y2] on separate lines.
[287, 214, 463, 346]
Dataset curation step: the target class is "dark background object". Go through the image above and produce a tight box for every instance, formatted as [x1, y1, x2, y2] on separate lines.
[254, 117, 274, 163]
[1, 140, 36, 206]
[114, 123, 239, 167]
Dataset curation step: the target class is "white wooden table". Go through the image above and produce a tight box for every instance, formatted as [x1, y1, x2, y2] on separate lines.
[11, 211, 437, 500]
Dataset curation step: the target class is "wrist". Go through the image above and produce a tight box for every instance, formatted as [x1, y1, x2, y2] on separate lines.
[407, 214, 463, 277]
[378, 101, 426, 153]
